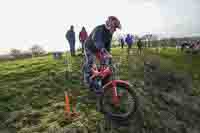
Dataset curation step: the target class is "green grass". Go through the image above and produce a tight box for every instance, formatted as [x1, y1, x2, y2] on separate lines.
[0, 47, 199, 132]
[148, 48, 200, 89]
[0, 53, 94, 132]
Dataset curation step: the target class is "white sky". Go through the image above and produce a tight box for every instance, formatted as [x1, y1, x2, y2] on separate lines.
[0, 0, 199, 53]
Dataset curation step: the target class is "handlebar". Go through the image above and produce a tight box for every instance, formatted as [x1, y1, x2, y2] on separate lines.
[90, 55, 120, 81]
[95, 50, 112, 66]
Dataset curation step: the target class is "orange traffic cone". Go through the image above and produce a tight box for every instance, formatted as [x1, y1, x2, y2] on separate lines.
[64, 91, 71, 119]
[64, 91, 81, 120]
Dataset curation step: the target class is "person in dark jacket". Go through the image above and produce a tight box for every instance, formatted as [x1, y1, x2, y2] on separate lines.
[66, 25, 76, 56]
[79, 27, 88, 53]
[83, 16, 121, 92]
[120, 37, 125, 49]
[137, 38, 143, 55]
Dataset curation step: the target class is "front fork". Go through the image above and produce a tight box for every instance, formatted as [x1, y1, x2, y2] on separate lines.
[112, 81, 120, 106]
[103, 80, 130, 106]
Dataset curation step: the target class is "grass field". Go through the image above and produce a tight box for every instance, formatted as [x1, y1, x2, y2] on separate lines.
[0, 47, 199, 132]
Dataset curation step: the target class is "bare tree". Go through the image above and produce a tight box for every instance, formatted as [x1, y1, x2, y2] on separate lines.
[10, 49, 21, 58]
[151, 34, 159, 48]
[30, 44, 45, 57]
[146, 34, 153, 47]
[168, 37, 177, 47]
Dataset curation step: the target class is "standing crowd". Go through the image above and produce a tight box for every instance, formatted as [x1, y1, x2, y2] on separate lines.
[119, 34, 143, 55]
[65, 22, 144, 57]
[65, 26, 88, 56]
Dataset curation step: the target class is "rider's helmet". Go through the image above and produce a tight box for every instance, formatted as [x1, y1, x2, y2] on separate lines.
[106, 16, 121, 31]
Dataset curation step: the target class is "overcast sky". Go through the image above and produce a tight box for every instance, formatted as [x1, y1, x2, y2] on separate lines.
[0, 0, 199, 53]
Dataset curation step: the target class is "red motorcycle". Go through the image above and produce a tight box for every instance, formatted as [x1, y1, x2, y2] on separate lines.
[82, 51, 138, 120]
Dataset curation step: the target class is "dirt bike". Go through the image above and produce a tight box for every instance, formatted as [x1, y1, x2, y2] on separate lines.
[82, 51, 138, 120]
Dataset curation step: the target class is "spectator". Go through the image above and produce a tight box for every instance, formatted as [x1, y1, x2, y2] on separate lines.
[79, 27, 88, 53]
[191, 41, 200, 54]
[194, 41, 200, 49]
[137, 38, 143, 55]
[120, 37, 125, 49]
[66, 25, 76, 56]
[125, 34, 133, 54]
[181, 41, 189, 52]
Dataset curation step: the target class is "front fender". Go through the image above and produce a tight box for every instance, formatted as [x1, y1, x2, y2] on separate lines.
[102, 80, 132, 89]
